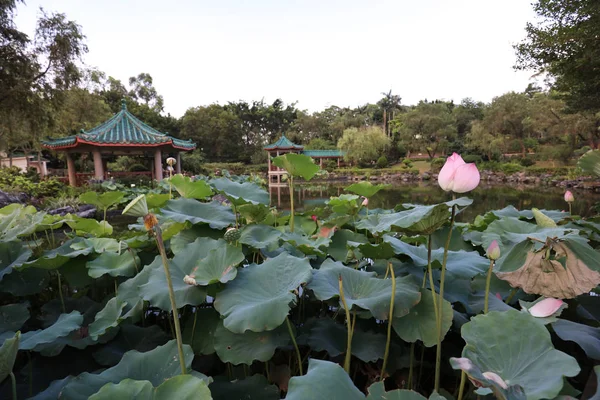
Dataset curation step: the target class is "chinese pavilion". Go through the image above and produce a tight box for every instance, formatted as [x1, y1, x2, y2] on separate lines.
[42, 100, 196, 186]
[264, 135, 344, 183]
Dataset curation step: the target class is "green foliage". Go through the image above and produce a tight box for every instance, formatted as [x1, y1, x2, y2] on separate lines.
[500, 163, 523, 175]
[462, 155, 482, 164]
[0, 167, 65, 197]
[376, 156, 388, 168]
[430, 157, 445, 172]
[519, 156, 536, 167]
[338, 126, 390, 164]
[578, 149, 600, 177]
[272, 153, 320, 181]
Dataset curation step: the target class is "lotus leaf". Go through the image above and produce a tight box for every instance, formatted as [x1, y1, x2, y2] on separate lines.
[496, 238, 600, 298]
[239, 224, 282, 249]
[0, 204, 45, 241]
[345, 182, 390, 198]
[66, 216, 113, 237]
[80, 191, 125, 210]
[0, 302, 29, 333]
[170, 174, 213, 199]
[272, 153, 320, 181]
[449, 357, 526, 400]
[327, 194, 361, 215]
[146, 193, 171, 209]
[454, 309, 580, 400]
[0, 268, 49, 296]
[93, 325, 170, 366]
[0, 331, 19, 384]
[328, 229, 368, 261]
[214, 252, 312, 333]
[356, 203, 451, 235]
[577, 149, 600, 176]
[286, 358, 364, 400]
[181, 242, 244, 286]
[161, 198, 235, 229]
[21, 238, 94, 270]
[170, 225, 224, 254]
[307, 259, 421, 319]
[87, 251, 139, 278]
[209, 375, 279, 400]
[237, 203, 271, 224]
[16, 311, 83, 351]
[366, 382, 427, 400]
[393, 289, 452, 347]
[88, 375, 212, 400]
[210, 177, 269, 205]
[60, 340, 195, 399]
[88, 297, 126, 340]
[183, 307, 220, 355]
[552, 319, 600, 360]
[0, 241, 31, 281]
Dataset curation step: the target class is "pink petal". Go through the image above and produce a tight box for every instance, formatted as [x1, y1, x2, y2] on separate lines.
[495, 293, 502, 300]
[528, 298, 564, 317]
[438, 154, 462, 191]
[451, 163, 480, 193]
[564, 191, 574, 203]
[453, 357, 474, 370]
[362, 197, 369, 207]
[482, 371, 508, 389]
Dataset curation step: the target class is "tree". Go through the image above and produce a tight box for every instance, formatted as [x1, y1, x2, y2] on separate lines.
[128, 72, 164, 112]
[394, 101, 457, 159]
[337, 126, 390, 165]
[515, 0, 600, 112]
[481, 92, 531, 156]
[377, 90, 403, 137]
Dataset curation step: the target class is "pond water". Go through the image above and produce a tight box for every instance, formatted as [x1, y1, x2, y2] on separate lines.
[269, 181, 600, 220]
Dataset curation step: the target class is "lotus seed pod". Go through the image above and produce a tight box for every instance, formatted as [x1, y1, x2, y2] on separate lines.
[166, 157, 177, 166]
[224, 227, 241, 243]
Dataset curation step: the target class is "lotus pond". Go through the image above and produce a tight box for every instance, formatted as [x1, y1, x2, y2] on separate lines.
[0, 161, 599, 399]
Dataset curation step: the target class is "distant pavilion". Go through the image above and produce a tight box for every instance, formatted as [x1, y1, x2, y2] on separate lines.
[42, 100, 195, 186]
[264, 135, 344, 183]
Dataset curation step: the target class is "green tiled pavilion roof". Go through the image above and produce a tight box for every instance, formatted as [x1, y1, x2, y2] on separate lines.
[264, 135, 304, 150]
[42, 100, 195, 151]
[302, 149, 345, 157]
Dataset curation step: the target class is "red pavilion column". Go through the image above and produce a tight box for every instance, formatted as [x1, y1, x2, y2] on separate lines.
[92, 150, 104, 180]
[65, 152, 76, 186]
[154, 149, 163, 181]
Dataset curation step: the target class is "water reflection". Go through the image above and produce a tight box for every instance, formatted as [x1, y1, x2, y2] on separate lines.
[269, 182, 600, 220]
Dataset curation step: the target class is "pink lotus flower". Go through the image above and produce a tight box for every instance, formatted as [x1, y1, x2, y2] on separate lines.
[311, 215, 318, 222]
[486, 240, 501, 260]
[361, 197, 369, 207]
[564, 190, 575, 203]
[438, 153, 480, 193]
[528, 298, 564, 318]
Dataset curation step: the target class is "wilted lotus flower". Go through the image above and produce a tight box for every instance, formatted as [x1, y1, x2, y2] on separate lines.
[482, 371, 508, 389]
[166, 157, 177, 166]
[528, 298, 564, 318]
[486, 240, 500, 260]
[438, 153, 480, 193]
[361, 197, 369, 207]
[564, 190, 574, 203]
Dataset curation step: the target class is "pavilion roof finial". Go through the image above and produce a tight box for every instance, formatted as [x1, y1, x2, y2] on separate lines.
[121, 98, 127, 110]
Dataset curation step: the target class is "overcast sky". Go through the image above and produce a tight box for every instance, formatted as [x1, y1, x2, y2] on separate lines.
[15, 0, 538, 117]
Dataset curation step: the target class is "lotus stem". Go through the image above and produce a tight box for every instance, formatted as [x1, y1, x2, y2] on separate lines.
[505, 287, 518, 304]
[484, 259, 494, 314]
[190, 307, 198, 343]
[381, 262, 396, 381]
[27, 351, 32, 396]
[426, 235, 439, 328]
[434, 204, 456, 392]
[289, 176, 295, 232]
[57, 272, 66, 314]
[10, 372, 16, 400]
[128, 248, 139, 273]
[155, 225, 187, 375]
[285, 316, 303, 375]
[408, 342, 415, 390]
[568, 202, 572, 216]
[338, 275, 352, 373]
[457, 370, 467, 400]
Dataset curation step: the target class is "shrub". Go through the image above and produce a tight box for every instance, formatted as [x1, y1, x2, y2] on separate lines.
[430, 158, 445, 172]
[376, 156, 389, 168]
[500, 163, 523, 175]
[463, 155, 483, 164]
[402, 158, 413, 168]
[0, 167, 65, 198]
[519, 157, 536, 167]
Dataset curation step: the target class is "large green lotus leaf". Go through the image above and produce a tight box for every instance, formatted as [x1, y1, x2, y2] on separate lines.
[15, 311, 83, 351]
[170, 225, 224, 255]
[393, 289, 452, 347]
[66, 215, 113, 237]
[306, 317, 386, 363]
[286, 359, 364, 400]
[214, 252, 312, 333]
[209, 375, 279, 400]
[80, 191, 125, 209]
[139, 255, 207, 311]
[89, 375, 212, 400]
[36, 213, 69, 232]
[21, 238, 94, 270]
[116, 259, 156, 321]
[59, 340, 195, 400]
[345, 182, 390, 198]
[93, 324, 170, 366]
[0, 302, 29, 334]
[496, 238, 600, 299]
[170, 174, 213, 199]
[87, 251, 139, 278]
[356, 203, 451, 235]
[552, 319, 600, 360]
[449, 357, 526, 400]
[88, 297, 126, 340]
[210, 177, 269, 205]
[238, 203, 271, 224]
[0, 241, 31, 281]
[272, 153, 320, 180]
[0, 331, 19, 384]
[146, 193, 171, 209]
[328, 229, 368, 262]
[183, 307, 220, 355]
[0, 268, 49, 296]
[327, 194, 361, 215]
[366, 382, 427, 400]
[75, 238, 125, 253]
[457, 309, 580, 400]
[39, 297, 100, 328]
[491, 206, 568, 223]
[0, 204, 44, 241]
[161, 198, 235, 229]
[181, 243, 244, 286]
[384, 235, 488, 280]
[214, 320, 289, 365]
[239, 224, 282, 249]
[578, 149, 600, 176]
[308, 259, 421, 319]
[281, 231, 331, 256]
[349, 241, 395, 260]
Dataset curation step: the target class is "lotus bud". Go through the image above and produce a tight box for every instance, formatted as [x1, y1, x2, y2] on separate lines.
[486, 240, 500, 260]
[564, 190, 574, 203]
[361, 197, 369, 207]
[311, 215, 318, 222]
[166, 157, 177, 166]
[528, 298, 564, 318]
[437, 152, 480, 193]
